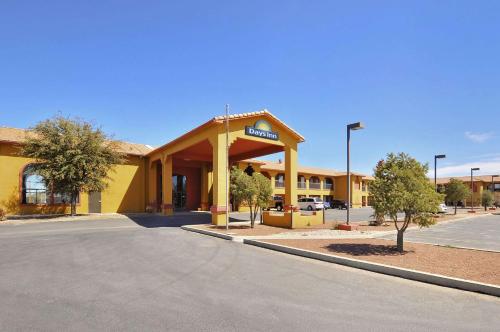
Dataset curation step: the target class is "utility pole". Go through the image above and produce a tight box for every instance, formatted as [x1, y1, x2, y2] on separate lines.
[434, 155, 446, 192]
[346, 122, 364, 225]
[225, 104, 230, 230]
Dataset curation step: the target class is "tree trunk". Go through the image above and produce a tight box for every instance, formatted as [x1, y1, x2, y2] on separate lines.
[70, 192, 77, 216]
[396, 230, 404, 253]
[454, 203, 457, 215]
[249, 205, 255, 228]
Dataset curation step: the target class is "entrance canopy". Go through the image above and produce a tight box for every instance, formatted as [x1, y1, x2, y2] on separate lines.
[146, 110, 305, 225]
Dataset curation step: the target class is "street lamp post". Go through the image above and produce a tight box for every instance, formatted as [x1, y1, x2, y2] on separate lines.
[470, 167, 480, 212]
[434, 154, 446, 192]
[346, 122, 364, 225]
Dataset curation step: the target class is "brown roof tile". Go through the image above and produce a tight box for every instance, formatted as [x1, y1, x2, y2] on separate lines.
[243, 159, 372, 179]
[435, 176, 498, 184]
[0, 126, 153, 156]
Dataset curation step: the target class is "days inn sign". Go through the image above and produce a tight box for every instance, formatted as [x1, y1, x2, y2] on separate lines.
[245, 120, 279, 141]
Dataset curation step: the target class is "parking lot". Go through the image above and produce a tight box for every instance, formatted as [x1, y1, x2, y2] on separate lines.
[0, 215, 499, 331]
[379, 214, 500, 252]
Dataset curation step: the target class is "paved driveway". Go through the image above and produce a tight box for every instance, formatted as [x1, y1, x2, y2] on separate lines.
[233, 207, 402, 223]
[378, 214, 500, 252]
[0, 215, 499, 331]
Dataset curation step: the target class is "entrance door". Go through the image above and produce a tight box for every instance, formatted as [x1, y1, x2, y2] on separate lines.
[88, 191, 102, 213]
[172, 174, 187, 210]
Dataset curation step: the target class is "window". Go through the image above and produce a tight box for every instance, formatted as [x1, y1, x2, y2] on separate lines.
[324, 178, 334, 190]
[309, 176, 321, 189]
[22, 165, 47, 204]
[298, 175, 306, 189]
[21, 164, 78, 205]
[275, 173, 285, 188]
[362, 181, 367, 192]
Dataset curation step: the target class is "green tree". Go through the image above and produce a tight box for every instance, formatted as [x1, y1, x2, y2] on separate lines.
[370, 153, 443, 252]
[22, 116, 124, 216]
[482, 190, 494, 211]
[230, 167, 272, 228]
[445, 179, 471, 214]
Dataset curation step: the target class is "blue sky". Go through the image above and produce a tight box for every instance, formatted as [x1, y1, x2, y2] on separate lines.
[1, 1, 499, 176]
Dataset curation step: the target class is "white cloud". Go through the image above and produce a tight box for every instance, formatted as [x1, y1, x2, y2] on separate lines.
[429, 160, 500, 177]
[465, 131, 494, 143]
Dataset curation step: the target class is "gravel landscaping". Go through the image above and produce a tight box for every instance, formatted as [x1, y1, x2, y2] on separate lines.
[262, 238, 500, 285]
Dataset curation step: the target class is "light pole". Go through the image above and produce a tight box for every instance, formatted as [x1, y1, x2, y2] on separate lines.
[225, 104, 230, 230]
[346, 122, 364, 225]
[491, 175, 499, 193]
[434, 154, 446, 192]
[470, 167, 480, 212]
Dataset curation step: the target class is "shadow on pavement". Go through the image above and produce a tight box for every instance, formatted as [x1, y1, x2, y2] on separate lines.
[125, 212, 249, 228]
[323, 243, 413, 256]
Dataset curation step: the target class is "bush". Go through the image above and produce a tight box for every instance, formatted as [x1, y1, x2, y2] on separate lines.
[482, 191, 494, 210]
[0, 208, 6, 221]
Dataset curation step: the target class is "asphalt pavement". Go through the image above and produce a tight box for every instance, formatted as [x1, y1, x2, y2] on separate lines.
[0, 215, 499, 331]
[378, 214, 500, 251]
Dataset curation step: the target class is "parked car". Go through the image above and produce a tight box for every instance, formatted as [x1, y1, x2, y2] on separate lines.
[330, 199, 349, 210]
[298, 197, 324, 211]
[437, 203, 448, 213]
[268, 195, 284, 211]
[323, 201, 331, 209]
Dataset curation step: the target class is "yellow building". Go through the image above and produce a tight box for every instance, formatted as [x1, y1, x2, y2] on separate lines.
[436, 176, 500, 207]
[235, 159, 372, 209]
[0, 110, 372, 227]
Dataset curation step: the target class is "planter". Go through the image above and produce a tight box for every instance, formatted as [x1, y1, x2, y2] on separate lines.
[338, 223, 359, 231]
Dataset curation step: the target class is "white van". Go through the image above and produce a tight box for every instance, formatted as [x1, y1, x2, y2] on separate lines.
[298, 197, 325, 211]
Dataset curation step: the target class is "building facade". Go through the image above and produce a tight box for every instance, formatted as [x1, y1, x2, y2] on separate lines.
[436, 176, 500, 207]
[0, 111, 372, 226]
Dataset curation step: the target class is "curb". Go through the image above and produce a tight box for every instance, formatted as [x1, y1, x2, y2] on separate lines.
[181, 225, 242, 242]
[243, 239, 500, 297]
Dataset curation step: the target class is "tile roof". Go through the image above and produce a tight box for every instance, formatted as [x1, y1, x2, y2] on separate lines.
[0, 126, 153, 156]
[242, 159, 373, 179]
[435, 176, 499, 184]
[213, 109, 305, 142]
[147, 109, 306, 157]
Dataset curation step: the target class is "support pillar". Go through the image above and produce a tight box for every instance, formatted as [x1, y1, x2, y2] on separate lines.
[284, 144, 298, 211]
[162, 155, 173, 215]
[200, 163, 209, 211]
[210, 133, 229, 226]
[147, 160, 157, 211]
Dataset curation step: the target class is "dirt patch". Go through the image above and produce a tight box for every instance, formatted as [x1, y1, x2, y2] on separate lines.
[262, 238, 500, 285]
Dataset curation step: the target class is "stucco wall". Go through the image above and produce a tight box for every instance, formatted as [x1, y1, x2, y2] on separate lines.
[0, 141, 146, 215]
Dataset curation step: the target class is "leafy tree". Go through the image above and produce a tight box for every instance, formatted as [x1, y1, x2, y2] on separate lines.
[370, 153, 443, 252]
[445, 179, 471, 214]
[482, 190, 494, 211]
[230, 167, 272, 228]
[22, 116, 124, 216]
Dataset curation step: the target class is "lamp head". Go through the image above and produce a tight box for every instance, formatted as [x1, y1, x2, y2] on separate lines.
[435, 154, 446, 159]
[348, 122, 364, 130]
[471, 167, 480, 171]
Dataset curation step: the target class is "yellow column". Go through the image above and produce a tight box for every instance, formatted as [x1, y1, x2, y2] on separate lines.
[284, 144, 298, 210]
[270, 173, 276, 192]
[200, 163, 209, 211]
[147, 160, 156, 211]
[210, 133, 229, 226]
[305, 176, 310, 193]
[162, 155, 173, 215]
